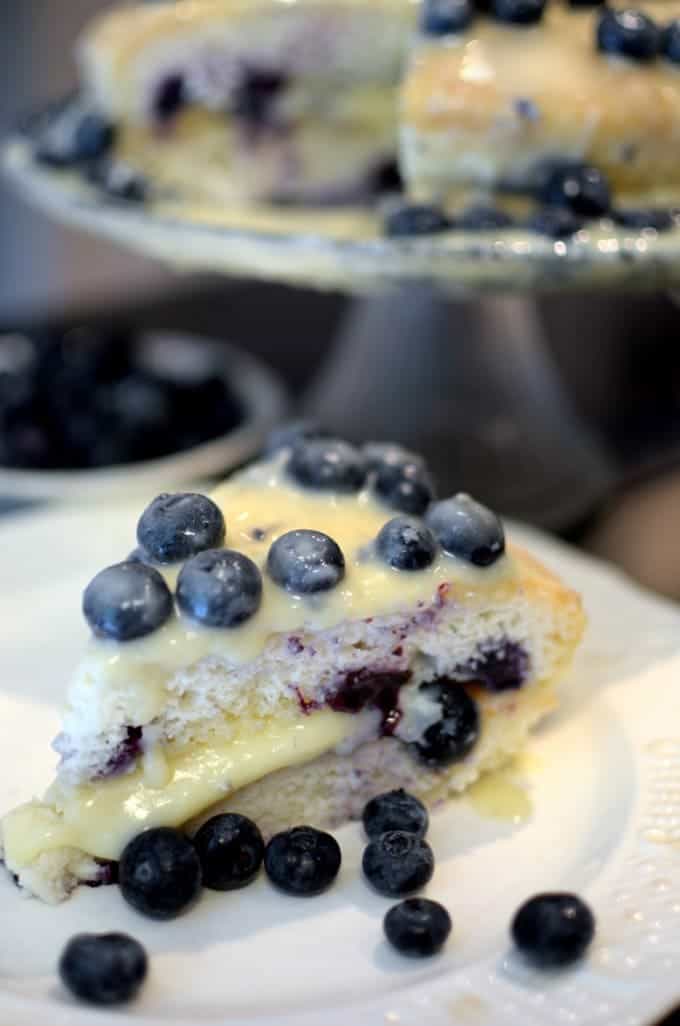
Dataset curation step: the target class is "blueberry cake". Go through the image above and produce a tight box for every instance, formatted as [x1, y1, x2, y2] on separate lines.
[0, 436, 584, 903]
[73, 0, 415, 205]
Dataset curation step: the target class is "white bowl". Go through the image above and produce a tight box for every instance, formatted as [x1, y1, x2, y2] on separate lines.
[0, 335, 287, 502]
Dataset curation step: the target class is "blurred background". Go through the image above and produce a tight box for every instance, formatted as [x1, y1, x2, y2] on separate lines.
[4, 1, 680, 605]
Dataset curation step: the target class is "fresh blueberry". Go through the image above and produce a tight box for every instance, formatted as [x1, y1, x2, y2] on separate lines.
[137, 492, 225, 564]
[663, 19, 680, 63]
[421, 0, 475, 34]
[613, 207, 674, 231]
[362, 831, 434, 897]
[87, 159, 148, 203]
[512, 893, 596, 967]
[362, 442, 426, 473]
[373, 459, 435, 516]
[596, 8, 661, 62]
[264, 419, 329, 456]
[525, 208, 583, 239]
[177, 549, 262, 628]
[153, 74, 185, 121]
[384, 898, 452, 956]
[267, 529, 345, 594]
[287, 439, 367, 492]
[456, 205, 514, 230]
[490, 0, 547, 25]
[119, 827, 202, 919]
[426, 494, 505, 567]
[193, 814, 264, 890]
[363, 789, 429, 840]
[35, 104, 116, 167]
[59, 933, 147, 1005]
[82, 562, 173, 641]
[264, 826, 342, 896]
[376, 516, 438, 571]
[411, 681, 480, 767]
[541, 163, 611, 217]
[384, 204, 449, 238]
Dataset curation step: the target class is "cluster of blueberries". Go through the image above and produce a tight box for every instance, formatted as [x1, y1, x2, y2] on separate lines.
[58, 790, 596, 1006]
[83, 428, 506, 644]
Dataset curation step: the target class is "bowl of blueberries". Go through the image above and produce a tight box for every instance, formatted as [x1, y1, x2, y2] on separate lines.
[0, 325, 286, 501]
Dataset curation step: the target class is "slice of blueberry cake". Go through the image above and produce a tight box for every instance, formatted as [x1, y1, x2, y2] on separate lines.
[67, 0, 415, 205]
[0, 433, 584, 903]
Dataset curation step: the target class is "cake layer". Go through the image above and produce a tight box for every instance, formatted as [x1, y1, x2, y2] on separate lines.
[400, 1, 680, 204]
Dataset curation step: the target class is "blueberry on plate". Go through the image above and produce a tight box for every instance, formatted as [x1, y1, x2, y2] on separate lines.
[83, 562, 173, 641]
[267, 529, 345, 594]
[119, 827, 202, 919]
[264, 419, 329, 456]
[384, 204, 449, 238]
[193, 814, 264, 890]
[421, 0, 475, 35]
[264, 825, 342, 896]
[137, 492, 226, 564]
[384, 898, 452, 956]
[34, 104, 116, 167]
[456, 205, 515, 230]
[373, 459, 435, 516]
[525, 207, 584, 239]
[410, 681, 480, 766]
[613, 207, 674, 231]
[287, 438, 367, 493]
[596, 8, 662, 61]
[59, 933, 147, 1006]
[363, 789, 429, 840]
[663, 19, 680, 63]
[541, 162, 611, 218]
[177, 549, 262, 628]
[490, 0, 547, 25]
[376, 516, 438, 571]
[362, 831, 435, 897]
[512, 892, 596, 967]
[426, 493, 505, 567]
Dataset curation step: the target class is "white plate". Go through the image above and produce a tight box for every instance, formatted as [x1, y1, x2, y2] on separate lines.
[5, 140, 680, 295]
[0, 504, 678, 1026]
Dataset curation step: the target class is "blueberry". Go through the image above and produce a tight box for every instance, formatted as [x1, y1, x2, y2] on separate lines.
[373, 460, 435, 516]
[541, 163, 611, 218]
[264, 826, 341, 896]
[193, 814, 264, 890]
[421, 0, 475, 35]
[512, 893, 596, 967]
[362, 442, 426, 473]
[596, 8, 661, 62]
[59, 933, 147, 1005]
[362, 831, 434, 897]
[426, 494, 505, 566]
[153, 74, 185, 121]
[177, 549, 262, 628]
[384, 898, 452, 956]
[119, 827, 202, 919]
[525, 208, 583, 239]
[264, 419, 329, 456]
[456, 205, 515, 230]
[663, 19, 680, 63]
[614, 207, 674, 231]
[287, 439, 367, 492]
[490, 0, 547, 25]
[376, 516, 437, 571]
[126, 547, 147, 563]
[87, 159, 148, 203]
[267, 529, 345, 594]
[363, 789, 429, 840]
[411, 681, 480, 767]
[384, 204, 449, 238]
[137, 492, 225, 564]
[82, 562, 173, 641]
[35, 104, 116, 167]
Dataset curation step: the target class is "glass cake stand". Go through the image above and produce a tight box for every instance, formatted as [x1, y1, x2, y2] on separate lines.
[9, 136, 679, 528]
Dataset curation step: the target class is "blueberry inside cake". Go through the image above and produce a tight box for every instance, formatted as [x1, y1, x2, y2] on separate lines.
[0, 432, 584, 903]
